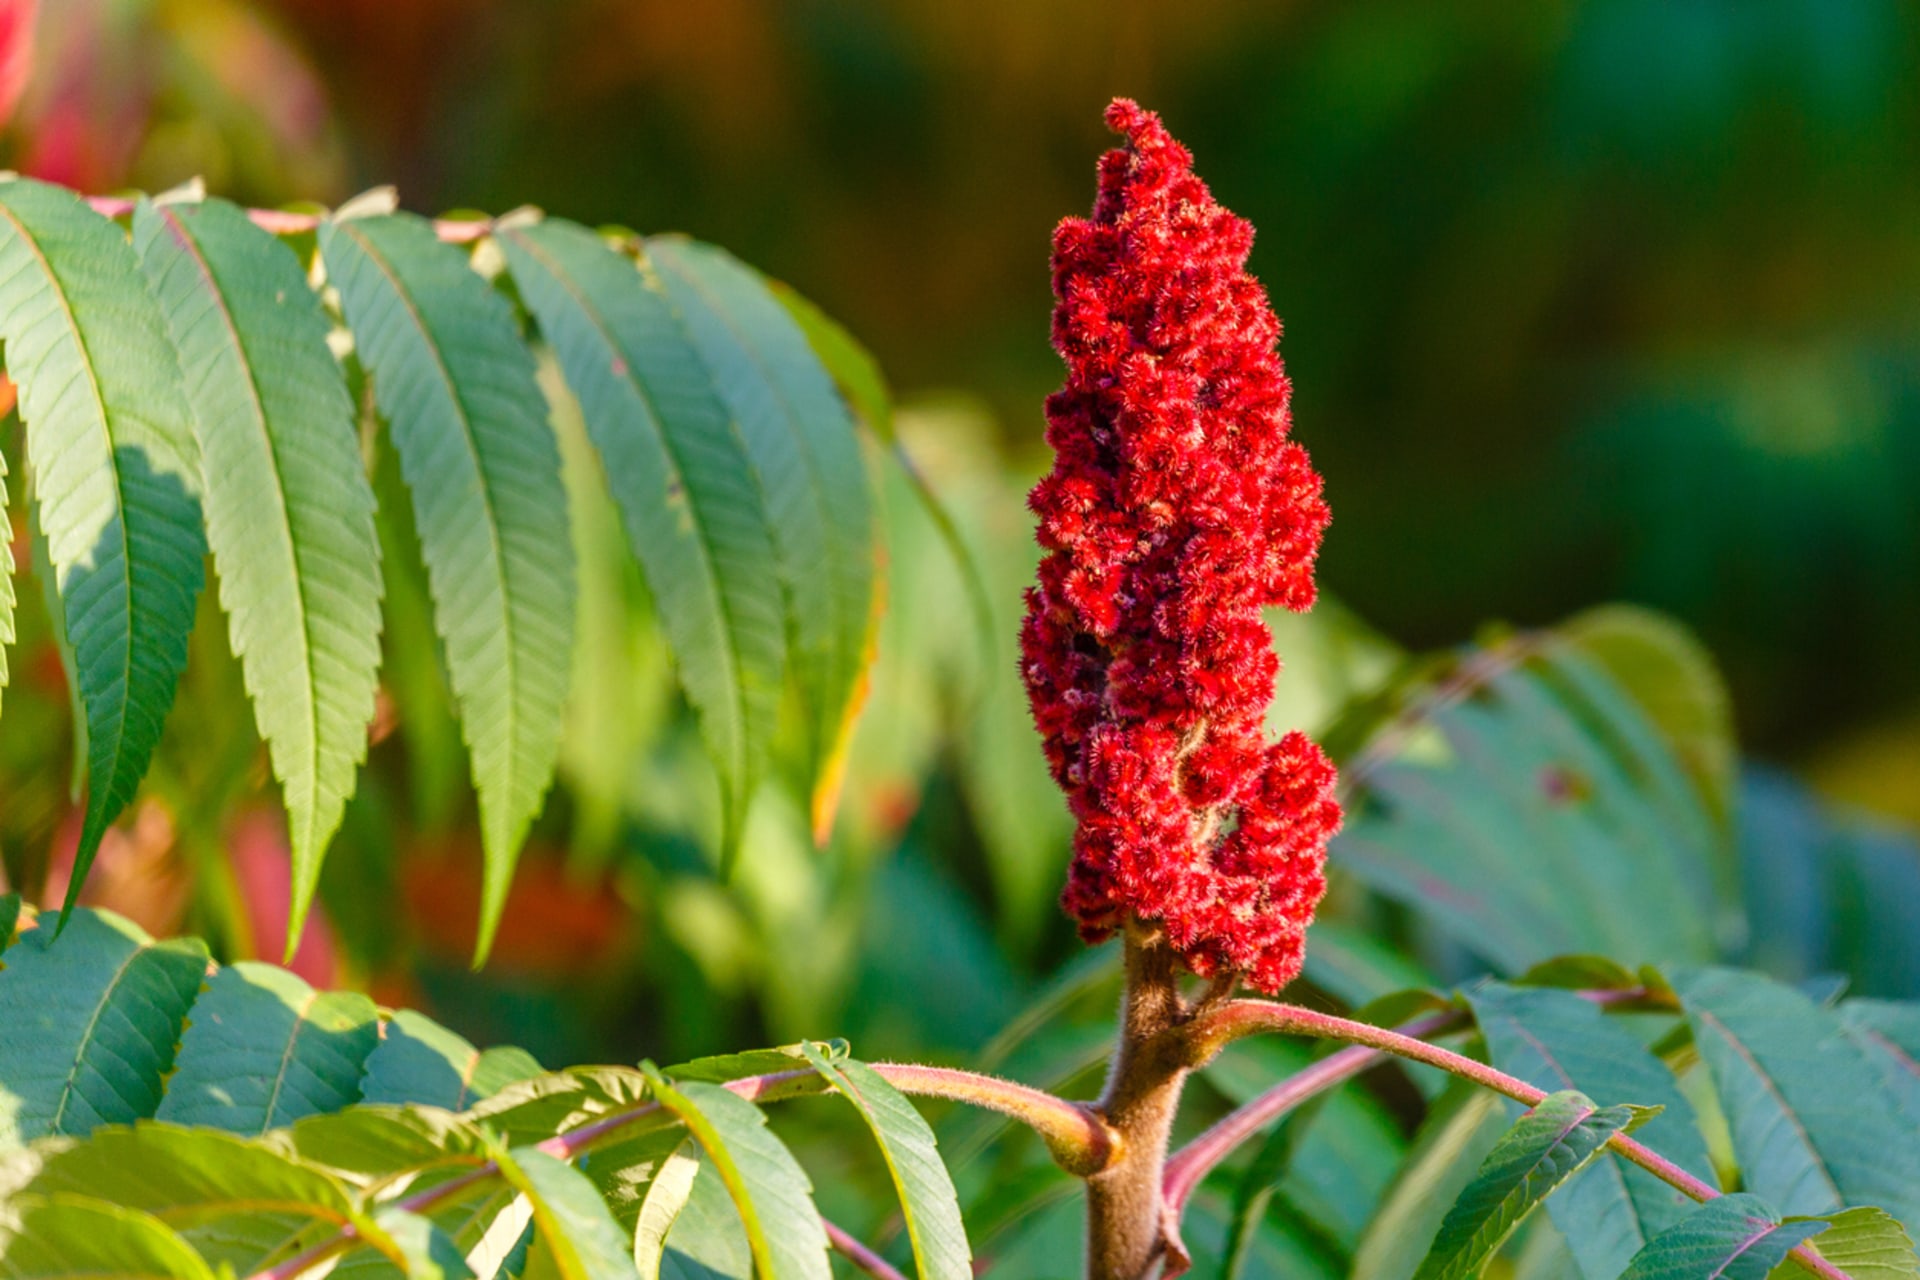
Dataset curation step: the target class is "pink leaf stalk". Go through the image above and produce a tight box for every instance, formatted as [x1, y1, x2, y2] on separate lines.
[1022, 99, 1338, 993]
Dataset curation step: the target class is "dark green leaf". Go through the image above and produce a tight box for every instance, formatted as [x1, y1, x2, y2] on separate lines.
[1414, 1090, 1647, 1280]
[497, 220, 784, 858]
[155, 960, 378, 1133]
[0, 910, 206, 1147]
[1469, 982, 1714, 1279]
[0, 178, 207, 911]
[1671, 967, 1920, 1224]
[1332, 610, 1729, 971]
[1618, 1194, 1823, 1280]
[359, 1009, 543, 1110]
[646, 237, 876, 836]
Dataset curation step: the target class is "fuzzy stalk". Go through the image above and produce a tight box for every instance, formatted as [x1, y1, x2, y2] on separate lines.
[1084, 930, 1198, 1280]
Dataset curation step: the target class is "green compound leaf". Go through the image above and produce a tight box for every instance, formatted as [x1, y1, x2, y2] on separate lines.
[642, 1065, 831, 1280]
[802, 1044, 970, 1280]
[492, 1145, 635, 1280]
[0, 909, 207, 1148]
[646, 237, 876, 844]
[320, 211, 574, 963]
[1414, 1090, 1648, 1280]
[1469, 982, 1715, 1279]
[0, 1195, 218, 1280]
[0, 178, 207, 916]
[358, 1007, 543, 1110]
[1670, 967, 1920, 1227]
[153, 960, 378, 1133]
[495, 219, 784, 858]
[23, 1124, 358, 1275]
[1330, 606, 1732, 972]
[1619, 1194, 1824, 1280]
[133, 196, 384, 951]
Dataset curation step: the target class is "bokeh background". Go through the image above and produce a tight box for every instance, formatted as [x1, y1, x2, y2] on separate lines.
[3, 0, 1917, 1081]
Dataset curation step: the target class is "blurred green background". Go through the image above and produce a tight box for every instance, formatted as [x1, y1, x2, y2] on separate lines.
[3, 0, 1918, 1065]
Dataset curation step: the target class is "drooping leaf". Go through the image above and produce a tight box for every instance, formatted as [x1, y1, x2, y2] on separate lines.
[1413, 1090, 1649, 1280]
[132, 196, 384, 949]
[802, 1044, 970, 1280]
[359, 1008, 544, 1111]
[0, 1195, 218, 1280]
[492, 1145, 634, 1280]
[24, 1124, 357, 1274]
[1330, 608, 1730, 972]
[0, 178, 207, 911]
[641, 1066, 831, 1280]
[320, 211, 574, 962]
[495, 219, 784, 859]
[1671, 967, 1920, 1225]
[1468, 982, 1715, 1279]
[0, 910, 206, 1148]
[646, 237, 876, 840]
[773, 279, 995, 692]
[153, 960, 378, 1133]
[1617, 1193, 1824, 1280]
[1772, 1207, 1920, 1280]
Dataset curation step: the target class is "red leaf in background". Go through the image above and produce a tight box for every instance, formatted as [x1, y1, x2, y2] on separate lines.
[0, 0, 35, 130]
[228, 807, 340, 987]
[38, 801, 192, 941]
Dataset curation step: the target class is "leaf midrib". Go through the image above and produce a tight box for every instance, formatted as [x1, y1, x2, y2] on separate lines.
[335, 219, 522, 825]
[48, 940, 149, 1134]
[652, 247, 851, 700]
[504, 227, 751, 783]
[1493, 1013, 1646, 1237]
[0, 202, 136, 835]
[1692, 1004, 1844, 1208]
[158, 207, 323, 853]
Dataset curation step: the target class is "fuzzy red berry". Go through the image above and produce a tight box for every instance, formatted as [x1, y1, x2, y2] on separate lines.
[1022, 99, 1339, 994]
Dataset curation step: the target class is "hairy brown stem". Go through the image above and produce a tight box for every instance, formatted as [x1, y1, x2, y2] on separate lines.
[1083, 930, 1195, 1280]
